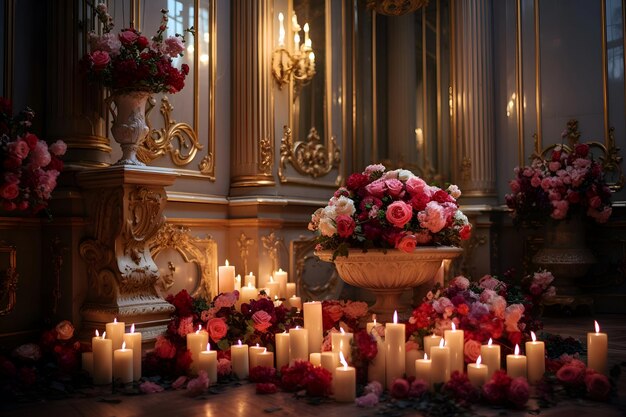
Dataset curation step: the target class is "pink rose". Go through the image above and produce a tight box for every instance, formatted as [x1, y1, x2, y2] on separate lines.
[208, 318, 228, 342]
[364, 164, 385, 176]
[55, 320, 75, 340]
[507, 376, 529, 407]
[385, 179, 405, 198]
[415, 230, 432, 244]
[214, 291, 238, 308]
[409, 379, 428, 398]
[504, 304, 524, 332]
[200, 309, 215, 322]
[118, 30, 139, 45]
[343, 301, 369, 320]
[551, 200, 569, 220]
[217, 358, 232, 377]
[163, 36, 185, 57]
[405, 176, 429, 196]
[364, 380, 384, 396]
[418, 201, 447, 233]
[172, 375, 188, 389]
[585, 372, 611, 401]
[386, 200, 413, 228]
[90, 33, 121, 55]
[365, 179, 387, 198]
[29, 141, 51, 169]
[154, 335, 176, 359]
[490, 296, 507, 319]
[186, 370, 209, 396]
[8, 140, 29, 159]
[556, 364, 586, 385]
[13, 343, 41, 361]
[396, 234, 417, 253]
[355, 392, 379, 407]
[479, 275, 505, 291]
[252, 310, 273, 332]
[335, 214, 356, 238]
[390, 378, 410, 399]
[463, 339, 482, 363]
[450, 276, 470, 290]
[140, 381, 164, 394]
[49, 140, 67, 156]
[90, 50, 110, 71]
[0, 183, 19, 200]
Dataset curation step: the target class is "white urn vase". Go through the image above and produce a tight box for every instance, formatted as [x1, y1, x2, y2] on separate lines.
[108, 91, 150, 166]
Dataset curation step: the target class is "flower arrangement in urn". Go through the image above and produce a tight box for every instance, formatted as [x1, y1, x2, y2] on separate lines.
[82, 4, 193, 94]
[308, 164, 472, 259]
[505, 134, 612, 225]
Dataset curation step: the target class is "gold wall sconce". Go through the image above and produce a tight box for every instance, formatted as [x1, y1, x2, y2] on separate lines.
[272, 12, 316, 91]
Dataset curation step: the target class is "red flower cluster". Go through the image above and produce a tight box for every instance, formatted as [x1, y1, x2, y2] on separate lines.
[280, 360, 333, 397]
[321, 299, 369, 332]
[548, 356, 612, 401]
[481, 370, 529, 407]
[443, 371, 480, 405]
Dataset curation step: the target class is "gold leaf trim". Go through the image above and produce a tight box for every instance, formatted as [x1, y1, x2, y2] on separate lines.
[259, 137, 273, 175]
[278, 125, 341, 182]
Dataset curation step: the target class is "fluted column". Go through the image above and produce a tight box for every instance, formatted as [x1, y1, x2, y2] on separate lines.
[230, 0, 275, 188]
[452, 0, 496, 202]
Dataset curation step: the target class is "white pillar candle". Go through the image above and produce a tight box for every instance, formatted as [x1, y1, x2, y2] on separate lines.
[245, 272, 256, 287]
[275, 331, 290, 369]
[234, 274, 242, 292]
[288, 295, 302, 310]
[113, 341, 133, 384]
[444, 322, 464, 374]
[480, 338, 501, 380]
[218, 260, 236, 293]
[405, 348, 423, 378]
[587, 320, 608, 374]
[231, 340, 249, 379]
[321, 351, 339, 377]
[334, 351, 356, 402]
[332, 328, 353, 363]
[198, 343, 217, 385]
[467, 355, 488, 387]
[415, 353, 432, 389]
[309, 352, 321, 366]
[286, 282, 296, 299]
[92, 330, 112, 385]
[186, 325, 209, 374]
[274, 268, 288, 298]
[506, 344, 527, 378]
[525, 331, 545, 383]
[366, 316, 378, 333]
[385, 311, 406, 389]
[257, 348, 274, 368]
[248, 343, 265, 369]
[289, 326, 309, 362]
[122, 323, 142, 381]
[266, 276, 279, 298]
[82, 351, 93, 376]
[303, 301, 323, 354]
[105, 318, 125, 351]
[240, 282, 258, 309]
[368, 322, 386, 386]
[430, 338, 450, 385]
[423, 334, 442, 357]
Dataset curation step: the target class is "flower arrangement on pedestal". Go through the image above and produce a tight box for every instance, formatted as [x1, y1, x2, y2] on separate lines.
[309, 164, 472, 259]
[0, 98, 66, 213]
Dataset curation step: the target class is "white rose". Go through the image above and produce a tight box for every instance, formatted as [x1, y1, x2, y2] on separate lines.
[398, 169, 414, 181]
[323, 205, 337, 220]
[333, 196, 356, 216]
[454, 210, 469, 225]
[447, 184, 462, 199]
[319, 217, 337, 237]
[382, 169, 399, 179]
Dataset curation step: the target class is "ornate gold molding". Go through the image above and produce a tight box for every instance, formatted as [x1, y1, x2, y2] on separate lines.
[237, 232, 254, 276]
[290, 238, 340, 300]
[259, 136, 273, 176]
[199, 154, 215, 180]
[149, 223, 218, 300]
[261, 231, 284, 273]
[278, 125, 341, 182]
[0, 243, 17, 316]
[139, 96, 205, 168]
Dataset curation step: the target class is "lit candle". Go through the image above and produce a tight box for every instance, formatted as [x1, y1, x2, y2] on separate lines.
[240, 282, 258, 310]
[321, 351, 339, 376]
[286, 282, 296, 299]
[332, 328, 353, 363]
[334, 351, 356, 402]
[92, 330, 112, 385]
[366, 315, 378, 333]
[82, 352, 93, 376]
[309, 51, 315, 64]
[234, 274, 242, 292]
[467, 355, 488, 387]
[385, 311, 406, 389]
[231, 340, 249, 379]
[423, 334, 442, 357]
[444, 322, 464, 374]
[278, 12, 285, 47]
[257, 348, 274, 368]
[587, 320, 608, 374]
[266, 276, 279, 299]
[274, 268, 288, 299]
[303, 301, 323, 354]
[415, 353, 432, 389]
[405, 347, 423, 378]
[186, 325, 209, 374]
[294, 33, 300, 54]
[122, 323, 142, 381]
[198, 343, 217, 385]
[526, 331, 545, 384]
[289, 326, 309, 362]
[113, 341, 133, 384]
[105, 318, 125, 351]
[273, 295, 282, 307]
[288, 295, 302, 310]
[309, 353, 321, 366]
[275, 331, 290, 369]
[506, 344, 527, 378]
[218, 260, 236, 294]
[303, 22, 310, 44]
[249, 343, 265, 369]
[480, 338, 501, 380]
[367, 320, 386, 385]
[430, 338, 450, 385]
[245, 272, 256, 287]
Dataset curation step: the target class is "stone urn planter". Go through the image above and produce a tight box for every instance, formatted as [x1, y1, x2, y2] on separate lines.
[108, 91, 151, 166]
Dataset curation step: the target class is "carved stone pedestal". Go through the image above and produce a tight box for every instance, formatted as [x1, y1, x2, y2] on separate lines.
[78, 166, 178, 341]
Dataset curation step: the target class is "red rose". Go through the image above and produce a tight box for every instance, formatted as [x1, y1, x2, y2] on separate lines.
[323, 303, 344, 323]
[390, 378, 410, 399]
[459, 224, 472, 240]
[23, 133, 38, 150]
[585, 372, 611, 401]
[410, 193, 430, 211]
[346, 173, 369, 190]
[335, 214, 356, 238]
[396, 234, 417, 253]
[507, 376, 529, 407]
[136, 35, 149, 49]
[166, 289, 194, 316]
[280, 360, 314, 391]
[249, 365, 277, 383]
[303, 366, 333, 397]
[463, 339, 482, 363]
[575, 143, 590, 157]
[482, 370, 512, 405]
[556, 364, 585, 385]
[181, 63, 190, 75]
[90, 50, 111, 71]
[208, 318, 228, 342]
[0, 183, 19, 200]
[256, 382, 278, 394]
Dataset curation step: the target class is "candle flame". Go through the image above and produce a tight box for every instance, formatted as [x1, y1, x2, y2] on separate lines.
[439, 338, 445, 348]
[339, 351, 348, 368]
[207, 343, 211, 351]
[595, 320, 600, 333]
[103, 331, 107, 339]
[304, 23, 309, 32]
[269, 276, 274, 283]
[274, 295, 278, 300]
[283, 330, 287, 334]
[256, 343, 259, 347]
[263, 348, 267, 354]
[238, 340, 242, 346]
[424, 353, 428, 360]
[340, 327, 345, 335]
[248, 282, 253, 288]
[279, 268, 284, 272]
[488, 338, 493, 346]
[514, 344, 520, 355]
[225, 259, 229, 267]
[393, 310, 398, 324]
[114, 318, 118, 324]
[295, 325, 300, 329]
[95, 329, 100, 337]
[531, 331, 536, 342]
[249, 272, 253, 276]
[196, 324, 202, 334]
[373, 318, 377, 325]
[476, 355, 482, 366]
[451, 322, 456, 331]
[291, 295, 296, 299]
[130, 323, 135, 333]
[122, 341, 126, 350]
[236, 274, 241, 281]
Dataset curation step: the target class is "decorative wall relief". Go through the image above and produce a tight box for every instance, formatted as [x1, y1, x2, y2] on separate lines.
[50, 237, 67, 315]
[237, 232, 254, 276]
[290, 237, 342, 301]
[259, 137, 273, 176]
[0, 243, 17, 316]
[261, 231, 284, 273]
[278, 125, 341, 182]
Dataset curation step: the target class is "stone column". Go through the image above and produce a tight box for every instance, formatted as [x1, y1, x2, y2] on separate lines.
[230, 0, 275, 189]
[77, 166, 176, 340]
[452, 0, 496, 204]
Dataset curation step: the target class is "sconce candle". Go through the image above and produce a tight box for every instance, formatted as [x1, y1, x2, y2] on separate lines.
[506, 344, 527, 379]
[278, 12, 285, 47]
[122, 323, 142, 380]
[525, 331, 545, 383]
[218, 260, 236, 293]
[587, 320, 608, 374]
[480, 338, 501, 380]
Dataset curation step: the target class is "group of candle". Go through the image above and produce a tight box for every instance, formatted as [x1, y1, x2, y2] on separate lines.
[82, 319, 142, 385]
[219, 261, 302, 311]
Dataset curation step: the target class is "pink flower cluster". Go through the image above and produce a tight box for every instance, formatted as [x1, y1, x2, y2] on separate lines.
[309, 165, 471, 255]
[506, 140, 612, 224]
[552, 356, 611, 401]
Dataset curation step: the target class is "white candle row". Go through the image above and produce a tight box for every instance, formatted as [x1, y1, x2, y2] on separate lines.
[87, 322, 142, 385]
[218, 261, 297, 300]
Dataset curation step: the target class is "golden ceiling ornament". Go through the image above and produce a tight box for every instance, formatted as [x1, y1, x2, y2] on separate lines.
[138, 96, 204, 167]
[366, 0, 429, 16]
[278, 125, 341, 182]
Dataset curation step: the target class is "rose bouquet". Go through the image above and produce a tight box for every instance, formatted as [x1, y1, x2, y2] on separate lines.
[81, 4, 193, 94]
[505, 135, 612, 225]
[0, 97, 66, 213]
[308, 164, 472, 259]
